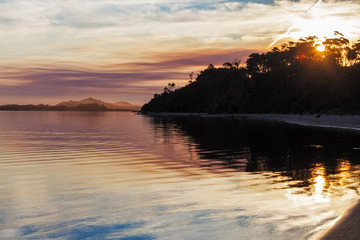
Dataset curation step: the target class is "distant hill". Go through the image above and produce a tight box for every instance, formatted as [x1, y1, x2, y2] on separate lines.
[57, 98, 141, 111]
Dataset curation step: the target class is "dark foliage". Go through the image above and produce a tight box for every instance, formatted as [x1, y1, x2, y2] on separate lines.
[0, 103, 111, 111]
[0, 104, 67, 111]
[142, 35, 360, 114]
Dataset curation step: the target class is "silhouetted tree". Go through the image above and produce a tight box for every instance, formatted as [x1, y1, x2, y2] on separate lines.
[142, 34, 360, 115]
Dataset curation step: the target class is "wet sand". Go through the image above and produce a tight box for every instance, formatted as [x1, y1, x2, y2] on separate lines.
[319, 199, 360, 239]
[248, 114, 360, 131]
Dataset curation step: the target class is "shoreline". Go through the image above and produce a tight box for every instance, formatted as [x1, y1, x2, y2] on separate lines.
[318, 199, 360, 239]
[145, 112, 360, 132]
[146, 112, 360, 239]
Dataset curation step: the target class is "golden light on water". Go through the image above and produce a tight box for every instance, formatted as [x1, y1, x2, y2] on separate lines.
[337, 159, 351, 187]
[310, 164, 328, 203]
[314, 172, 325, 194]
[306, 160, 355, 204]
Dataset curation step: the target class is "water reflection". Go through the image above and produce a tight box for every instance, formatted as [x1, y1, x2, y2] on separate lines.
[147, 116, 360, 238]
[337, 159, 351, 186]
[148, 116, 360, 198]
[310, 164, 328, 202]
[1, 112, 360, 239]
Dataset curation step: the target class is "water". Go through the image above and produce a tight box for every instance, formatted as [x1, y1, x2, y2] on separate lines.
[1, 111, 360, 239]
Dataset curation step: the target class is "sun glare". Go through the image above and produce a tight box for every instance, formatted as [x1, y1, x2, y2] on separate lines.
[294, 18, 339, 39]
[286, 5, 356, 47]
[315, 43, 325, 52]
[269, 12, 355, 50]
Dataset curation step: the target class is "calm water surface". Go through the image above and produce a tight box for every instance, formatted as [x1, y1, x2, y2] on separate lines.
[1, 111, 360, 239]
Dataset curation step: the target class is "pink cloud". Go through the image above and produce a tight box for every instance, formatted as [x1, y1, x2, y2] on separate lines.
[0, 49, 255, 105]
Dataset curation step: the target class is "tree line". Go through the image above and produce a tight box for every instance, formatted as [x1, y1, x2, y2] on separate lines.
[142, 34, 360, 114]
[0, 103, 122, 111]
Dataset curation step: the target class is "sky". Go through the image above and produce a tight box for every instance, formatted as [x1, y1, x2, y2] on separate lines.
[1, 0, 360, 105]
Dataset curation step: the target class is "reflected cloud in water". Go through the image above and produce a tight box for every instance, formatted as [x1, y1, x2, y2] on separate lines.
[1, 112, 360, 239]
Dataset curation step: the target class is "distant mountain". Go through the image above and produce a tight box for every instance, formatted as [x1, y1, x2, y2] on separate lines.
[57, 98, 141, 111]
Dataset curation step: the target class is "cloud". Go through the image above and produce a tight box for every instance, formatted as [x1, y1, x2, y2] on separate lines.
[1, 1, 359, 58]
[0, 0, 359, 104]
[0, 49, 252, 104]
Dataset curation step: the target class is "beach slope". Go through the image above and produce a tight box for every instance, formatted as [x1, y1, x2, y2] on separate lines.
[320, 199, 360, 239]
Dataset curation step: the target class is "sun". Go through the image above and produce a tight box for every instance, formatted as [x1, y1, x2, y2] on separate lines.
[315, 43, 325, 52]
[290, 6, 356, 42]
[293, 18, 340, 39]
[268, 0, 359, 50]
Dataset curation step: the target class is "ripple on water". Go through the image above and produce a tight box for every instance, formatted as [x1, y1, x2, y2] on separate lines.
[0, 112, 360, 239]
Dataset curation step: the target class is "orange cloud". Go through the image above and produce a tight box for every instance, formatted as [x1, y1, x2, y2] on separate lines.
[0, 49, 253, 105]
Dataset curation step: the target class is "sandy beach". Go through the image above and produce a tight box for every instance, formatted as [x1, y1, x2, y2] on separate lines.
[319, 199, 360, 239]
[146, 112, 360, 132]
[146, 112, 360, 239]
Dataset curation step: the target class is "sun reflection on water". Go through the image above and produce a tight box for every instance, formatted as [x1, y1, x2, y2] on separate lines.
[310, 164, 328, 203]
[337, 159, 351, 187]
[287, 159, 359, 207]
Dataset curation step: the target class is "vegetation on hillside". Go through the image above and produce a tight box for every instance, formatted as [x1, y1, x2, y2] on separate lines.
[1, 103, 125, 111]
[142, 34, 360, 114]
[0, 98, 141, 111]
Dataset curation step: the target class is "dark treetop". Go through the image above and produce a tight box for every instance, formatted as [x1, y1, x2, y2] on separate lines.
[142, 34, 360, 114]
